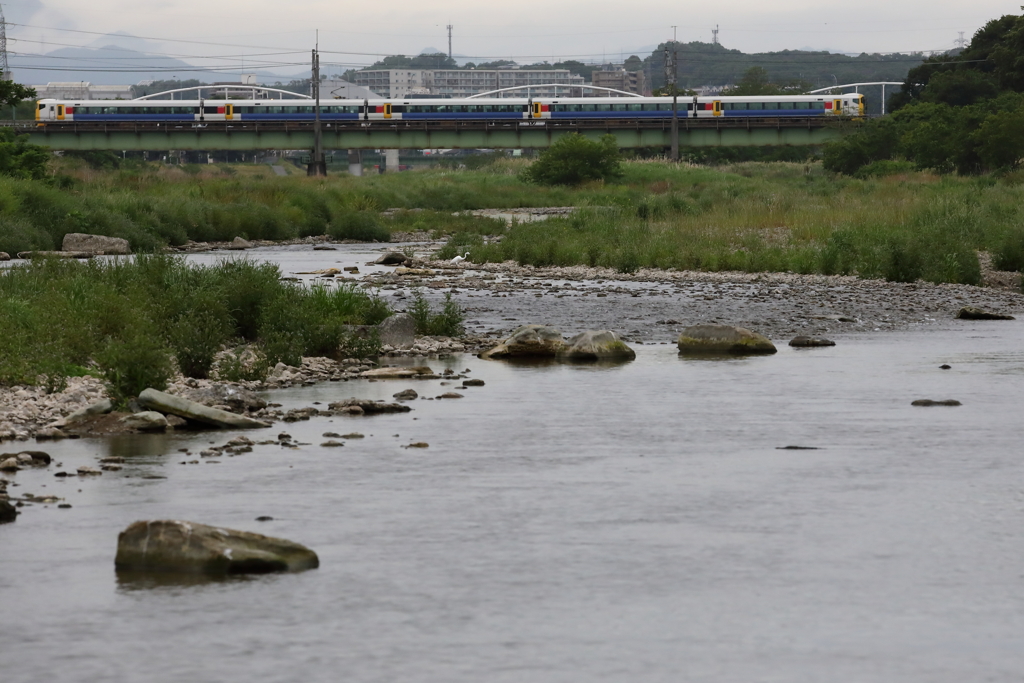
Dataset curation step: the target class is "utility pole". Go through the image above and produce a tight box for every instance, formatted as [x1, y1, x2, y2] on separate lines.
[665, 46, 679, 162]
[447, 24, 453, 60]
[308, 46, 326, 176]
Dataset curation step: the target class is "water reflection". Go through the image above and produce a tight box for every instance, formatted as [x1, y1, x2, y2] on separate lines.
[115, 570, 256, 592]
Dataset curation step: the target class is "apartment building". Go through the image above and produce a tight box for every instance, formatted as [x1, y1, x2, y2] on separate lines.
[353, 68, 585, 98]
[590, 68, 648, 96]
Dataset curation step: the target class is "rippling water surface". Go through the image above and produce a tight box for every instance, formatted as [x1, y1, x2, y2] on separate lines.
[3, 323, 1024, 682]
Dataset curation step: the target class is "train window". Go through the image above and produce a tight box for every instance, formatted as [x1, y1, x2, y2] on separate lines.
[763, 102, 778, 110]
[779, 102, 794, 110]
[811, 101, 825, 110]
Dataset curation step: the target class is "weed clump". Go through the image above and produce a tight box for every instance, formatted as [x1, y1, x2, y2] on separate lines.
[0, 256, 392, 394]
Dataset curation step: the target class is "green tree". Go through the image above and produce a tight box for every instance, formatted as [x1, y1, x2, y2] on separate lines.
[0, 81, 36, 108]
[0, 128, 50, 180]
[975, 107, 1024, 169]
[522, 134, 622, 186]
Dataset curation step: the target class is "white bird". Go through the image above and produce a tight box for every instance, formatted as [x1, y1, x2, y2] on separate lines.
[450, 251, 470, 264]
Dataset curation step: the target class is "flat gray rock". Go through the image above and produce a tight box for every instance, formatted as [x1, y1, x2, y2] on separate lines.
[378, 313, 417, 349]
[119, 411, 169, 431]
[61, 233, 131, 255]
[137, 388, 270, 429]
[115, 520, 319, 574]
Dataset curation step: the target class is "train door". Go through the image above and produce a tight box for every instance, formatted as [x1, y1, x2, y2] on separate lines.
[833, 99, 843, 115]
[199, 98, 205, 122]
[383, 103, 392, 119]
[56, 104, 65, 121]
[36, 102, 45, 122]
[225, 103, 234, 121]
[712, 100, 722, 117]
[692, 96, 699, 118]
[532, 102, 542, 118]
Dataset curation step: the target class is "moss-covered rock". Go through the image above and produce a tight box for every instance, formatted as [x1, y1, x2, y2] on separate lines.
[677, 324, 777, 355]
[557, 330, 636, 361]
[114, 520, 319, 575]
[480, 324, 566, 360]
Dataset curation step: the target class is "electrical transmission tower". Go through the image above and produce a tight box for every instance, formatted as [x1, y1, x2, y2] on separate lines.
[954, 31, 966, 49]
[1, 5, 11, 81]
[712, 24, 719, 45]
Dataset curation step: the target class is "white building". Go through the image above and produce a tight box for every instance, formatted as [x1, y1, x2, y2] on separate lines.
[353, 68, 585, 98]
[31, 82, 136, 100]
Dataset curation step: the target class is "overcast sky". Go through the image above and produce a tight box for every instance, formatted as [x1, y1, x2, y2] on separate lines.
[7, 0, 1021, 76]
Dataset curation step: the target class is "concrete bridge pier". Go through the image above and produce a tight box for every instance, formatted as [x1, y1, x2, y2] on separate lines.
[347, 149, 362, 176]
[384, 149, 400, 173]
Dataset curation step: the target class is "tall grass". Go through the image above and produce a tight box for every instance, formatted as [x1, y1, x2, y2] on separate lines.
[434, 162, 1024, 285]
[0, 256, 393, 397]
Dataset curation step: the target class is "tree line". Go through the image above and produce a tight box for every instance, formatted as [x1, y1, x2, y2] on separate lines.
[824, 12, 1024, 175]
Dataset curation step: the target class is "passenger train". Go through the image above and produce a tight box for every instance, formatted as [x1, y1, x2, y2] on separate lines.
[36, 94, 864, 124]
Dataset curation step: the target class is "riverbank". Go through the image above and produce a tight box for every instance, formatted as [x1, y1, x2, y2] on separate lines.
[5, 159, 1024, 289]
[3, 249, 1021, 441]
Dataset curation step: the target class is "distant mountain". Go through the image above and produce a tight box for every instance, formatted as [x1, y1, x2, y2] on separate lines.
[11, 45, 224, 86]
[9, 42, 308, 86]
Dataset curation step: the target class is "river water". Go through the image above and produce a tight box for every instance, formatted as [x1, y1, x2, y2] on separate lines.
[3, 318, 1024, 682]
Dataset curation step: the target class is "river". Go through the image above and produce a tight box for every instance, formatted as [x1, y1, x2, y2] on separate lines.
[3, 316, 1024, 681]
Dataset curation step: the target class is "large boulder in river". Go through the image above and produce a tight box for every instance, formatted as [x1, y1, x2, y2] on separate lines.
[480, 325, 566, 360]
[677, 324, 777, 355]
[557, 330, 636, 362]
[378, 313, 417, 348]
[114, 520, 319, 574]
[137, 388, 269, 429]
[374, 251, 408, 265]
[62, 233, 131, 255]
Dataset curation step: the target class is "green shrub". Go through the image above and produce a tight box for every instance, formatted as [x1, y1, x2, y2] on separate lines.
[522, 134, 622, 186]
[95, 331, 174, 407]
[407, 292, 465, 336]
[216, 346, 270, 382]
[168, 308, 231, 379]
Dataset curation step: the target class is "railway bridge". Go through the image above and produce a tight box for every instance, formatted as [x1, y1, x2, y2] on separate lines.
[15, 117, 849, 152]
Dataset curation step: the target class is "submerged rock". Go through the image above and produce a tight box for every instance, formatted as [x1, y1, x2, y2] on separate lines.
[114, 520, 319, 575]
[557, 330, 636, 361]
[911, 399, 962, 406]
[0, 499, 18, 523]
[393, 389, 419, 401]
[137, 389, 270, 429]
[677, 324, 777, 355]
[327, 399, 412, 415]
[956, 306, 1015, 320]
[62, 233, 131, 255]
[789, 335, 836, 347]
[480, 324, 566, 360]
[360, 366, 433, 379]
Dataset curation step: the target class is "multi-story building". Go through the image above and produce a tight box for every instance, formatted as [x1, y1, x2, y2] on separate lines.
[353, 68, 585, 98]
[31, 82, 136, 100]
[590, 68, 648, 96]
